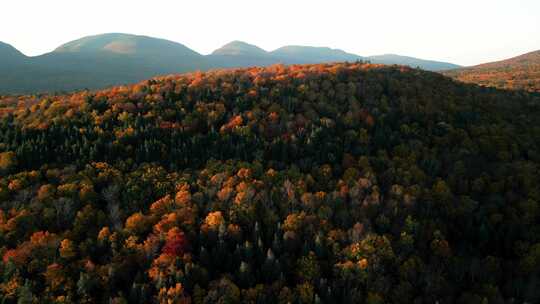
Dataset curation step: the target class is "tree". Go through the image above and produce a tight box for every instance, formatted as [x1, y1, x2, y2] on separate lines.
[162, 228, 189, 257]
[0, 151, 17, 174]
[17, 280, 34, 304]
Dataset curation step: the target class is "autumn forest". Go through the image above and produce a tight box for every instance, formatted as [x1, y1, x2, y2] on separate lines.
[0, 61, 539, 303]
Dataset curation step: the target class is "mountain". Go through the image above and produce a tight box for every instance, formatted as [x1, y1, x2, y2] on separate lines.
[2, 62, 540, 302]
[0, 33, 461, 94]
[54, 33, 202, 58]
[0, 34, 210, 94]
[207, 42, 459, 71]
[271, 45, 364, 63]
[211, 40, 268, 57]
[206, 41, 278, 68]
[443, 50, 540, 92]
[367, 54, 461, 71]
[0, 42, 26, 64]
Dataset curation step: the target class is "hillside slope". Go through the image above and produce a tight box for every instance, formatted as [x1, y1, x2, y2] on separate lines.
[444, 50, 540, 92]
[1, 63, 539, 303]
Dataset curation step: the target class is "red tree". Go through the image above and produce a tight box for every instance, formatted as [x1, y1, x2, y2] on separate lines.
[162, 228, 189, 257]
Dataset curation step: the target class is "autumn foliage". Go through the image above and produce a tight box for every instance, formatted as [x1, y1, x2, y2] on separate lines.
[444, 50, 540, 92]
[0, 62, 539, 303]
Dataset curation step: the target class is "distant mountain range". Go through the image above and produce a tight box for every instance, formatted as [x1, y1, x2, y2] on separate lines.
[0, 33, 463, 94]
[443, 50, 540, 92]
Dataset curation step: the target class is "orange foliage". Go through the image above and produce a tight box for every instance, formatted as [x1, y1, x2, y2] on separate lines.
[204, 211, 224, 228]
[150, 195, 174, 215]
[175, 189, 191, 205]
[220, 115, 243, 133]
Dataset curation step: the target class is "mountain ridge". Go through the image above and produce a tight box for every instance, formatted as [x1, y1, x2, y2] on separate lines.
[1, 33, 463, 94]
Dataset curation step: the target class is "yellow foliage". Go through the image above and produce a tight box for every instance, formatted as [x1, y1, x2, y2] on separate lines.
[57, 183, 78, 197]
[0, 277, 20, 299]
[0, 151, 17, 172]
[283, 212, 306, 232]
[125, 236, 140, 250]
[266, 168, 277, 177]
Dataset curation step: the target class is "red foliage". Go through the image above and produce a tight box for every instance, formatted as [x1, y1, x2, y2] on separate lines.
[162, 228, 189, 257]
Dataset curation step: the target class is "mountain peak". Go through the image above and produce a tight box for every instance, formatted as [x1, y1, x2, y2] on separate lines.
[212, 41, 268, 56]
[54, 33, 201, 57]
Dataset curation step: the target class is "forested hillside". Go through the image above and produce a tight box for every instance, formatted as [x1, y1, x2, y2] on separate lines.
[1, 63, 540, 303]
[444, 50, 540, 92]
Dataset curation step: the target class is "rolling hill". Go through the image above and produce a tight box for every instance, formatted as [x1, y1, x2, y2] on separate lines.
[444, 50, 540, 92]
[0, 33, 461, 94]
[1, 62, 539, 303]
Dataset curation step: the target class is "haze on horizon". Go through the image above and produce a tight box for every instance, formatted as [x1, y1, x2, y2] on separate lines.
[1, 0, 539, 66]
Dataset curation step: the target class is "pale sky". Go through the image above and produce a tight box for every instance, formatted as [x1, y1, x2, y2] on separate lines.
[1, 0, 539, 66]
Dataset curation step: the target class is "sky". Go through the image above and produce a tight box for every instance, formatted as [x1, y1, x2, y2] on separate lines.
[1, 0, 539, 66]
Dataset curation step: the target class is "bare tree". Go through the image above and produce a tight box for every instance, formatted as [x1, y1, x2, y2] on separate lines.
[55, 197, 74, 229]
[102, 184, 122, 231]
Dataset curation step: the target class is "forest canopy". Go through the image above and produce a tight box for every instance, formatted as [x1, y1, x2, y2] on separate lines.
[1, 62, 540, 303]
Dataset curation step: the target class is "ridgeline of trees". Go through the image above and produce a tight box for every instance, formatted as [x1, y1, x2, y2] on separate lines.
[1, 62, 540, 303]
